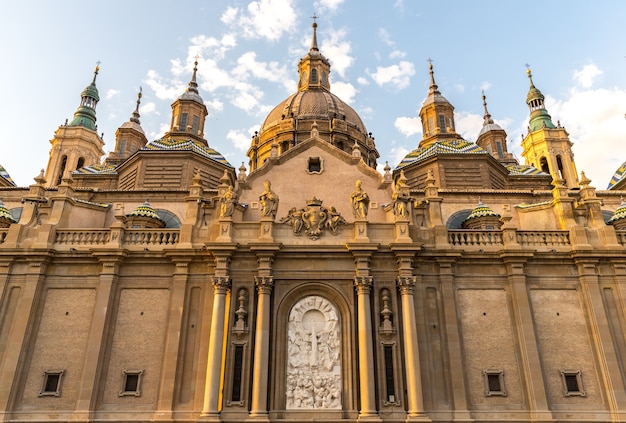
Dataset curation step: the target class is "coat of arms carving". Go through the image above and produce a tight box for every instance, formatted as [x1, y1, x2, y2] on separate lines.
[280, 197, 347, 240]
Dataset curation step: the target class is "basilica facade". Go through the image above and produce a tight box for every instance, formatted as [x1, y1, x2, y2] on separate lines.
[2, 22, 626, 423]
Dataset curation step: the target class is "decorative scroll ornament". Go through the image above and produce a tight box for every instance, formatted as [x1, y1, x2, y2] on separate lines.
[280, 197, 346, 240]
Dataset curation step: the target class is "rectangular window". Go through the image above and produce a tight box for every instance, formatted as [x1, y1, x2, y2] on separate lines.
[179, 113, 188, 131]
[483, 370, 506, 396]
[231, 345, 244, 402]
[120, 370, 143, 396]
[495, 141, 504, 157]
[561, 370, 585, 396]
[383, 346, 396, 402]
[438, 115, 446, 133]
[40, 370, 64, 397]
[192, 115, 200, 134]
[119, 139, 127, 154]
[308, 157, 321, 173]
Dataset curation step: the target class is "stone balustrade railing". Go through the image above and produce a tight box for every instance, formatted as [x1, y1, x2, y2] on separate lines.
[448, 230, 504, 247]
[53, 229, 179, 247]
[55, 229, 110, 245]
[123, 230, 179, 245]
[516, 230, 570, 247]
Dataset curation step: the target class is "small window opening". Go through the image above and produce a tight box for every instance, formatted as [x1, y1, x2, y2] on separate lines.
[438, 115, 446, 133]
[308, 157, 322, 173]
[76, 157, 85, 170]
[40, 370, 64, 396]
[179, 113, 188, 131]
[561, 370, 585, 396]
[540, 157, 550, 174]
[120, 370, 143, 396]
[495, 141, 504, 158]
[384, 346, 396, 402]
[311, 69, 318, 83]
[192, 115, 200, 134]
[56, 155, 68, 185]
[231, 345, 244, 402]
[483, 370, 506, 396]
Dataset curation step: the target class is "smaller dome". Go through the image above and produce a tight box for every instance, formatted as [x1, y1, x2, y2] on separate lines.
[126, 200, 165, 229]
[608, 199, 626, 229]
[127, 201, 162, 220]
[462, 199, 502, 230]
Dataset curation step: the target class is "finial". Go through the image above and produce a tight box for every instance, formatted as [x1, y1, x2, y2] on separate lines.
[130, 86, 142, 124]
[92, 60, 101, 84]
[525, 63, 535, 87]
[310, 13, 319, 52]
[427, 58, 439, 95]
[482, 89, 493, 125]
[186, 55, 200, 94]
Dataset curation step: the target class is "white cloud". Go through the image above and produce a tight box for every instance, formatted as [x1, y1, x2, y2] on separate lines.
[227, 0, 297, 41]
[321, 28, 353, 78]
[205, 98, 224, 114]
[145, 69, 186, 101]
[480, 81, 492, 92]
[455, 111, 483, 141]
[232, 51, 292, 91]
[378, 28, 394, 47]
[317, 0, 345, 11]
[390, 145, 410, 168]
[190, 34, 237, 61]
[394, 116, 421, 137]
[105, 89, 120, 99]
[332, 81, 356, 104]
[227, 128, 255, 151]
[389, 50, 406, 59]
[220, 6, 238, 24]
[573, 64, 603, 88]
[140, 102, 156, 114]
[545, 86, 626, 187]
[368, 61, 415, 90]
[356, 76, 369, 85]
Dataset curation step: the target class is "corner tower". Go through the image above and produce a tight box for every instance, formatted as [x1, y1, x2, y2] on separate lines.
[476, 92, 515, 164]
[106, 88, 148, 166]
[521, 68, 579, 188]
[164, 59, 209, 145]
[418, 62, 463, 148]
[250, 20, 378, 172]
[44, 65, 105, 187]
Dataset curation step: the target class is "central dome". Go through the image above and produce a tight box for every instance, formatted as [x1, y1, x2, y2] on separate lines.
[247, 21, 378, 172]
[260, 89, 367, 135]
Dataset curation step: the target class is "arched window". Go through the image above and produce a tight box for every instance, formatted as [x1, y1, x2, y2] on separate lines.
[311, 69, 318, 83]
[540, 157, 550, 174]
[154, 209, 181, 228]
[556, 155, 565, 180]
[446, 209, 473, 229]
[56, 155, 67, 185]
[76, 157, 85, 170]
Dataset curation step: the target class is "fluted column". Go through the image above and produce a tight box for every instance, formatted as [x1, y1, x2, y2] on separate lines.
[201, 275, 231, 418]
[249, 275, 274, 418]
[354, 275, 377, 418]
[397, 276, 427, 419]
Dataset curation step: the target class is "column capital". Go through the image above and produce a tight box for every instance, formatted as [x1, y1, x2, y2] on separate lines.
[354, 276, 373, 294]
[254, 275, 274, 294]
[397, 276, 417, 295]
[211, 275, 231, 294]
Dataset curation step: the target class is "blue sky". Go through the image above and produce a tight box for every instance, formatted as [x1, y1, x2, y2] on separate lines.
[1, 0, 626, 188]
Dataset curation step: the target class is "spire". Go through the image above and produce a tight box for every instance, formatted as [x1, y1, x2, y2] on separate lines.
[68, 63, 101, 131]
[310, 14, 319, 52]
[482, 90, 494, 126]
[525, 66, 556, 131]
[178, 57, 204, 104]
[130, 86, 142, 124]
[428, 59, 440, 96]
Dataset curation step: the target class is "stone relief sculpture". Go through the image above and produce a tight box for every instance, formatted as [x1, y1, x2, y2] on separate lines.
[350, 179, 369, 218]
[286, 296, 341, 409]
[259, 180, 279, 218]
[280, 198, 347, 240]
[219, 185, 238, 218]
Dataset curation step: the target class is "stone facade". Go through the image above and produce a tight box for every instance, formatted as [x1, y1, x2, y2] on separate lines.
[1, 22, 626, 423]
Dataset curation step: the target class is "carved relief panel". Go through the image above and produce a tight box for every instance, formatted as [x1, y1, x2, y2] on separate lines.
[286, 296, 342, 409]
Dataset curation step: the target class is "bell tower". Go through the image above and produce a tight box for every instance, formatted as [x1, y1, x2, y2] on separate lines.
[164, 59, 209, 146]
[45, 64, 105, 187]
[106, 88, 148, 166]
[521, 68, 579, 188]
[418, 61, 463, 148]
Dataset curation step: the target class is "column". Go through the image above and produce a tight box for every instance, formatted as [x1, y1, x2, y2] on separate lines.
[0, 256, 49, 413]
[576, 258, 626, 417]
[74, 253, 125, 418]
[354, 275, 377, 419]
[503, 256, 551, 422]
[201, 275, 231, 418]
[436, 258, 470, 420]
[397, 276, 428, 420]
[249, 275, 273, 418]
[157, 257, 192, 415]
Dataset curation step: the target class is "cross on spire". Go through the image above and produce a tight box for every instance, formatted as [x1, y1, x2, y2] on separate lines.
[310, 13, 318, 24]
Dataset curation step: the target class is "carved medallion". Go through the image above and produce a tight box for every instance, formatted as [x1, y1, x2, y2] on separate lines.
[280, 197, 346, 240]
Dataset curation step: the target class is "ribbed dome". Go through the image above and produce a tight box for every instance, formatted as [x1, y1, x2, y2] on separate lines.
[260, 89, 367, 135]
